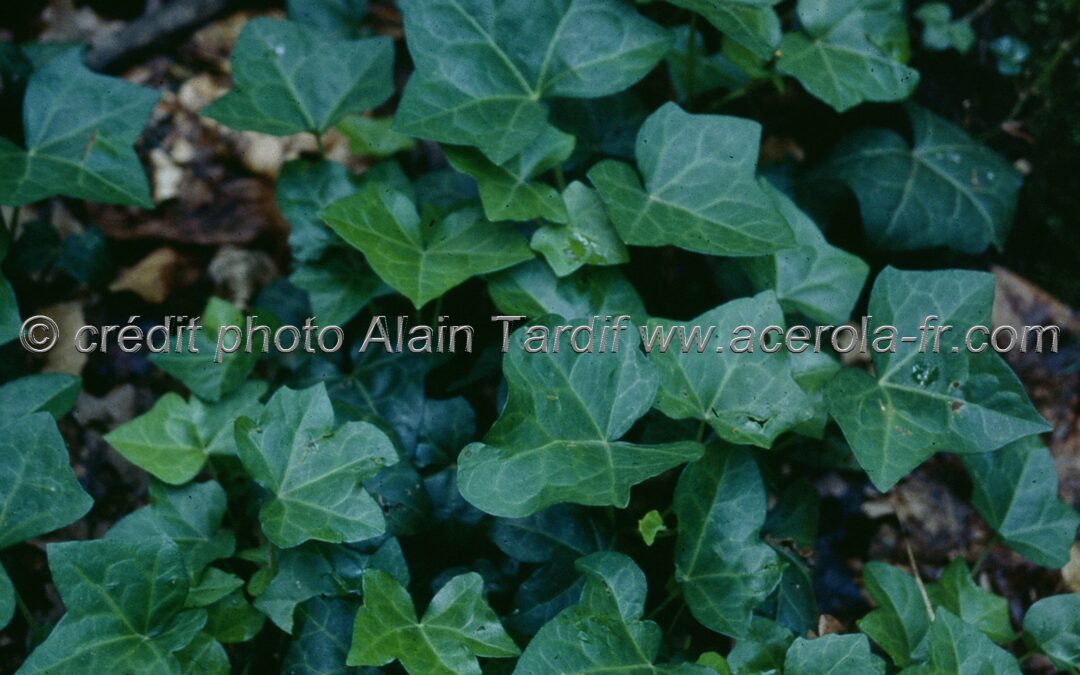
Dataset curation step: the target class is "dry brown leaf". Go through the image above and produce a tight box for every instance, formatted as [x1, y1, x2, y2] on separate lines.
[109, 247, 183, 303]
[40, 301, 86, 376]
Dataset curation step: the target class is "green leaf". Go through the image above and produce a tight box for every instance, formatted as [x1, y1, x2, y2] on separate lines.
[283, 597, 369, 674]
[821, 105, 1022, 253]
[776, 0, 918, 112]
[487, 259, 646, 320]
[0, 277, 18, 345]
[914, 607, 1021, 674]
[0, 372, 80, 420]
[107, 480, 236, 584]
[674, 445, 783, 637]
[825, 267, 1049, 491]
[741, 181, 868, 325]
[925, 559, 1015, 643]
[255, 538, 408, 633]
[277, 159, 362, 263]
[856, 562, 930, 667]
[338, 115, 417, 157]
[915, 3, 975, 53]
[1023, 594, 1080, 671]
[187, 568, 244, 608]
[530, 181, 629, 277]
[0, 49, 159, 207]
[19, 538, 207, 674]
[204, 590, 265, 644]
[203, 18, 393, 135]
[105, 381, 266, 485]
[726, 616, 795, 673]
[489, 503, 613, 563]
[322, 183, 534, 308]
[638, 509, 668, 546]
[444, 126, 575, 224]
[149, 297, 262, 401]
[589, 102, 794, 257]
[515, 552, 714, 673]
[394, 0, 670, 163]
[0, 565, 13, 629]
[648, 292, 815, 448]
[287, 0, 368, 38]
[664, 0, 782, 59]
[783, 634, 886, 674]
[0, 413, 92, 550]
[290, 249, 388, 326]
[235, 383, 399, 548]
[176, 633, 230, 675]
[457, 317, 703, 517]
[347, 569, 519, 674]
[666, 24, 752, 102]
[962, 436, 1080, 567]
[764, 480, 821, 551]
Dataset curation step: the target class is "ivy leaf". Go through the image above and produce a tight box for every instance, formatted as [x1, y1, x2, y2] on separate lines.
[150, 297, 262, 402]
[187, 569, 244, 609]
[277, 159, 362, 263]
[589, 102, 794, 257]
[726, 616, 794, 673]
[176, 632, 230, 675]
[489, 503, 613, 564]
[962, 436, 1080, 567]
[203, 18, 393, 136]
[394, 0, 670, 164]
[664, 0, 782, 59]
[19, 538, 207, 674]
[820, 105, 1022, 253]
[0, 372, 80, 419]
[290, 249, 388, 326]
[783, 634, 886, 674]
[105, 381, 266, 485]
[530, 181, 629, 277]
[0, 277, 17, 345]
[856, 562, 930, 667]
[776, 0, 918, 112]
[516, 552, 714, 673]
[255, 538, 408, 633]
[912, 608, 1021, 674]
[235, 383, 399, 548]
[925, 559, 1015, 644]
[674, 445, 783, 638]
[444, 126, 575, 224]
[915, 3, 976, 53]
[0, 567, 11, 628]
[666, 24, 752, 102]
[0, 49, 158, 207]
[287, 0, 368, 38]
[347, 570, 520, 673]
[648, 292, 815, 448]
[825, 268, 1049, 491]
[338, 115, 417, 157]
[204, 591, 265, 644]
[0, 413, 92, 550]
[1023, 594, 1080, 671]
[283, 597, 368, 674]
[106, 480, 236, 584]
[740, 181, 869, 325]
[322, 184, 534, 308]
[487, 259, 646, 321]
[457, 318, 704, 518]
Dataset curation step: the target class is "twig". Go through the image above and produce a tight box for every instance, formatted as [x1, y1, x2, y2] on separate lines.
[905, 541, 936, 623]
[1005, 30, 1080, 122]
[972, 532, 1000, 576]
[960, 0, 997, 23]
[85, 0, 232, 71]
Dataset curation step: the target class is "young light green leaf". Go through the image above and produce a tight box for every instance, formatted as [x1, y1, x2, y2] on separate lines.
[322, 184, 533, 308]
[666, 24, 752, 102]
[458, 318, 704, 518]
[663, 0, 782, 59]
[105, 381, 266, 485]
[444, 126, 575, 224]
[234, 383, 399, 548]
[648, 292, 815, 448]
[19, 538, 207, 674]
[821, 105, 1022, 253]
[589, 103, 793, 257]
[776, 0, 919, 112]
[290, 249, 388, 326]
[530, 181, 629, 277]
[338, 115, 417, 157]
[347, 570, 519, 674]
[106, 480, 236, 584]
[150, 297, 262, 401]
[962, 436, 1080, 567]
[825, 268, 1049, 491]
[0, 413, 92, 550]
[394, 0, 670, 163]
[914, 607, 1021, 674]
[487, 259, 646, 321]
[783, 634, 886, 675]
[674, 445, 783, 637]
[926, 559, 1015, 643]
[0, 49, 158, 207]
[203, 18, 393, 135]
[741, 181, 869, 325]
[0, 372, 80, 419]
[1023, 594, 1080, 671]
[287, 0, 368, 37]
[255, 538, 408, 633]
[515, 552, 714, 674]
[856, 562, 930, 667]
[638, 509, 667, 546]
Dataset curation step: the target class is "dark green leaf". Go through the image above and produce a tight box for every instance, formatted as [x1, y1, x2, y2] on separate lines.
[784, 634, 885, 675]
[1023, 594, 1080, 671]
[487, 259, 646, 320]
[856, 562, 930, 667]
[530, 181, 629, 277]
[925, 559, 1014, 643]
[0, 372, 80, 419]
[664, 0, 782, 59]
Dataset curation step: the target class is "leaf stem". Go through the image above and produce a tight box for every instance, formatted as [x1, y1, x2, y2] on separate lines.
[553, 164, 567, 192]
[13, 585, 40, 634]
[905, 542, 936, 623]
[645, 588, 682, 621]
[685, 13, 699, 110]
[972, 532, 1001, 576]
